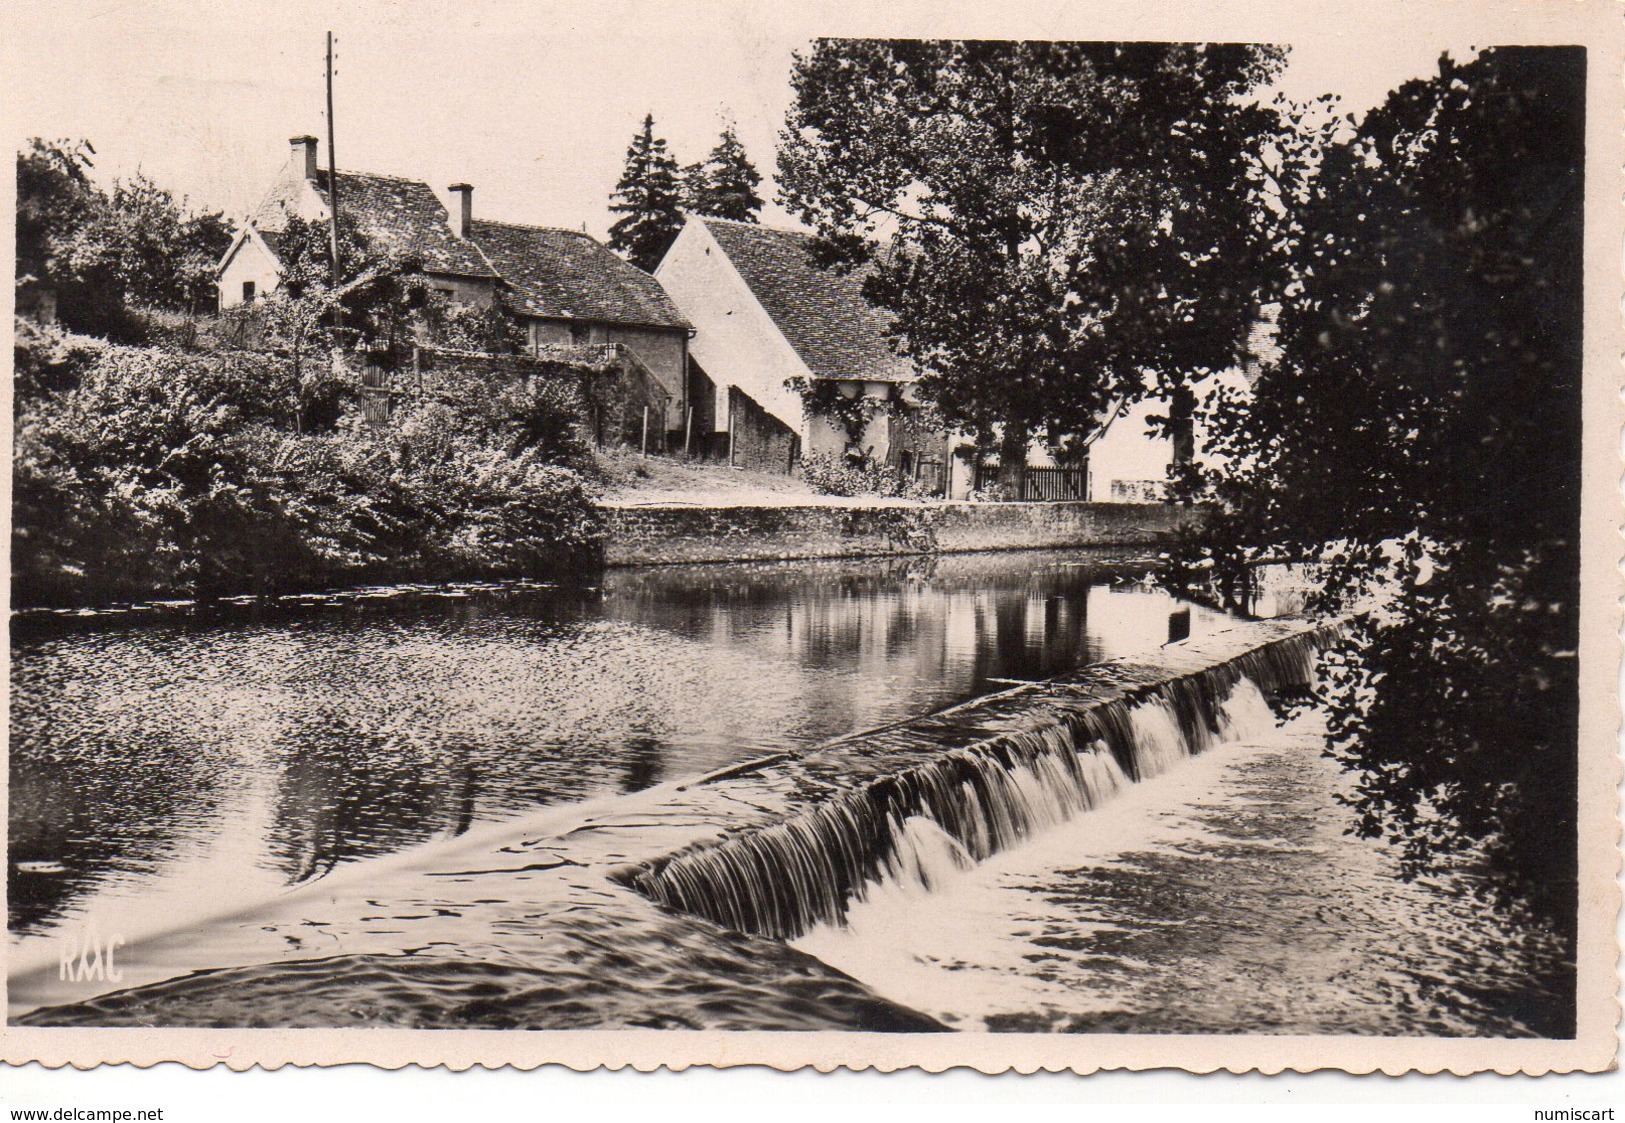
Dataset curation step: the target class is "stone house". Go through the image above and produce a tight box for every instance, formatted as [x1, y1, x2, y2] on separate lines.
[217, 136, 499, 311]
[216, 135, 693, 445]
[655, 215, 952, 490]
[462, 208, 691, 441]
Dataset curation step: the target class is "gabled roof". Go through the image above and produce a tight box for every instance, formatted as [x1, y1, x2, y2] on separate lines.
[217, 222, 288, 274]
[307, 169, 496, 279]
[700, 217, 916, 383]
[256, 228, 292, 263]
[467, 219, 689, 331]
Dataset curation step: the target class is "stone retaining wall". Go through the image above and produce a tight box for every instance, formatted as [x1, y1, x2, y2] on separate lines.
[598, 500, 1203, 566]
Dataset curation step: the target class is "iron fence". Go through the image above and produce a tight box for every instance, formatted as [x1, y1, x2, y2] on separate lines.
[971, 464, 1090, 501]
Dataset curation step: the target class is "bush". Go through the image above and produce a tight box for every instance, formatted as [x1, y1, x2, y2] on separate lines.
[12, 327, 603, 606]
[13, 318, 107, 404]
[420, 359, 596, 472]
[799, 452, 932, 499]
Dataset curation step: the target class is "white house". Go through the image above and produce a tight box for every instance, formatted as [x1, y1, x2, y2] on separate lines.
[217, 135, 499, 311]
[656, 216, 952, 487]
[657, 214, 1227, 500]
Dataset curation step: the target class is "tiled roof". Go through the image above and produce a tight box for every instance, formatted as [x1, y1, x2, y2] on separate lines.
[256, 228, 290, 263]
[311, 170, 496, 278]
[701, 217, 916, 383]
[468, 219, 689, 330]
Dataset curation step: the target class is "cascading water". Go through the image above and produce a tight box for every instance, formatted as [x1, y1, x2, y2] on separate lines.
[1125, 699, 1191, 781]
[1218, 676, 1279, 743]
[622, 625, 1339, 942]
[882, 816, 975, 892]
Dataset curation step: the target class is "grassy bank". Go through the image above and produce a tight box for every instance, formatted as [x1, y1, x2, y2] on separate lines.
[12, 320, 604, 608]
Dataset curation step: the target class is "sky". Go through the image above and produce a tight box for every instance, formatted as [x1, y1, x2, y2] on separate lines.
[4, 0, 1496, 241]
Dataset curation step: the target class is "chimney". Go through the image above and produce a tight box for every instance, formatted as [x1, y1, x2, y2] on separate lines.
[290, 135, 319, 180]
[448, 183, 473, 237]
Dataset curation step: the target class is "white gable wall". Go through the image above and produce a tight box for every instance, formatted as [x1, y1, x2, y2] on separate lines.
[217, 231, 285, 310]
[1088, 399, 1175, 500]
[655, 219, 810, 435]
[217, 155, 331, 310]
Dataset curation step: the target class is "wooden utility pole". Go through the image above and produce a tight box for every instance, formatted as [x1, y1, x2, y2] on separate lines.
[325, 32, 343, 311]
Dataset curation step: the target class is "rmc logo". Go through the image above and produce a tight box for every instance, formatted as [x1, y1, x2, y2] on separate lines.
[57, 923, 125, 983]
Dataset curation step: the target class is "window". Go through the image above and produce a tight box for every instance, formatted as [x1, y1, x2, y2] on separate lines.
[434, 287, 455, 299]
[569, 322, 591, 345]
[242, 281, 256, 304]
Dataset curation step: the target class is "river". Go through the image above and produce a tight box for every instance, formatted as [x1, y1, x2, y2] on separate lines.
[9, 549, 1224, 946]
[7, 550, 1572, 1034]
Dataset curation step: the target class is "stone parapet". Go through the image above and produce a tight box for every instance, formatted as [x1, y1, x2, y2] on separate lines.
[598, 499, 1205, 566]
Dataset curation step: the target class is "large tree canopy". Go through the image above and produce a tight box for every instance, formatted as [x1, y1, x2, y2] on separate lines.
[1191, 47, 1584, 933]
[777, 40, 1287, 473]
[607, 114, 686, 272]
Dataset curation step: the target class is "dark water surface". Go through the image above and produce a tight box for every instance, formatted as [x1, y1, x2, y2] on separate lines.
[10, 549, 1230, 943]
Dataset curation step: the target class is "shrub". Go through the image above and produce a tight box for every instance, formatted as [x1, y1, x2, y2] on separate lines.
[799, 453, 932, 499]
[13, 318, 107, 404]
[12, 328, 603, 606]
[419, 360, 595, 471]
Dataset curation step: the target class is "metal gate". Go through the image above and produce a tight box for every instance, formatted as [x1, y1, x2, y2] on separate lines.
[972, 464, 1090, 501]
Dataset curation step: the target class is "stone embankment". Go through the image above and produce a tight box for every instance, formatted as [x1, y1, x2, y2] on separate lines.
[597, 499, 1203, 566]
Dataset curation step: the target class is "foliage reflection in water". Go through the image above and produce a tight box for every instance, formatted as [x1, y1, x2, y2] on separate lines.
[9, 549, 1232, 943]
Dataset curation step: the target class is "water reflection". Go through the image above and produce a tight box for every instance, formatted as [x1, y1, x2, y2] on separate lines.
[10, 550, 1237, 940]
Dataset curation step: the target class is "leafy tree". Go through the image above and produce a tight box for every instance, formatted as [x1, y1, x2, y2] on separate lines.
[777, 41, 1286, 492]
[16, 139, 231, 336]
[684, 124, 764, 222]
[17, 139, 123, 335]
[221, 213, 525, 427]
[103, 174, 231, 312]
[215, 212, 376, 426]
[607, 114, 685, 271]
[1189, 48, 1584, 932]
[17, 140, 98, 260]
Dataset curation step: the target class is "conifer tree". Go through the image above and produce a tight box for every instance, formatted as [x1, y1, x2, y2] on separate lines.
[607, 113, 685, 271]
[685, 124, 764, 223]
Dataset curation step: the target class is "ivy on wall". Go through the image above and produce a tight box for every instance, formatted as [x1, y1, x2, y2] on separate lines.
[786, 375, 890, 447]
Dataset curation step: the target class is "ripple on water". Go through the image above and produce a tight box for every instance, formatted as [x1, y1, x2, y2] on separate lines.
[10, 558, 1231, 943]
[19, 903, 947, 1032]
[793, 716, 1574, 1037]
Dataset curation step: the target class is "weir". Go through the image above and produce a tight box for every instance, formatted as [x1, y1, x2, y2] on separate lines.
[617, 618, 1340, 941]
[13, 616, 1340, 1027]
